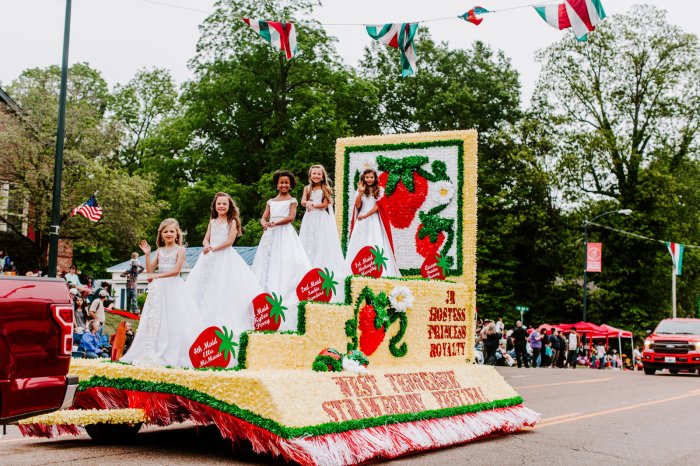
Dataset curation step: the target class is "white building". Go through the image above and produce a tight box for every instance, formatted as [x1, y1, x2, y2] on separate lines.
[105, 246, 257, 309]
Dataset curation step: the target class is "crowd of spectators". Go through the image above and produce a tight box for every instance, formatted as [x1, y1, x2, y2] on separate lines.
[62, 264, 135, 360]
[0, 249, 16, 274]
[476, 318, 638, 370]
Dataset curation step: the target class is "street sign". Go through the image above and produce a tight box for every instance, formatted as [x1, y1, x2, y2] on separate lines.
[515, 305, 529, 312]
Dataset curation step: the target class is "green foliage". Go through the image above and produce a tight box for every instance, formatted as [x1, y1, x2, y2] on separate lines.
[0, 64, 164, 271]
[533, 5, 700, 325]
[136, 293, 148, 311]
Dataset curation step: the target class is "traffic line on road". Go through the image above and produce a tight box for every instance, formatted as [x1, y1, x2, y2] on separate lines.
[514, 377, 611, 390]
[535, 390, 700, 428]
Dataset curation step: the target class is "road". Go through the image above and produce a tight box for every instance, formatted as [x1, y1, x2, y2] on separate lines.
[2, 367, 699, 465]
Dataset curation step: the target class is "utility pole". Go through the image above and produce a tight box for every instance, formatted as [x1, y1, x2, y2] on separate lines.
[47, 0, 72, 277]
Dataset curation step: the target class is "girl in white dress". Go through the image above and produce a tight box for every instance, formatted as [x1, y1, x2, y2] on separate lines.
[299, 165, 349, 302]
[121, 218, 203, 368]
[186, 192, 261, 335]
[252, 170, 312, 331]
[345, 168, 401, 277]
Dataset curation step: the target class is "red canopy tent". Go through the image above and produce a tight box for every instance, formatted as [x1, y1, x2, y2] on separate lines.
[557, 321, 608, 337]
[600, 324, 633, 338]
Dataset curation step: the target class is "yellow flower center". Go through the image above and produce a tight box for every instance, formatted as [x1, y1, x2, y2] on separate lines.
[440, 188, 449, 197]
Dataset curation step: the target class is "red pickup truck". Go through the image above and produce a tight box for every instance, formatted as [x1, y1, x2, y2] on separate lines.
[1, 276, 78, 424]
[642, 318, 700, 375]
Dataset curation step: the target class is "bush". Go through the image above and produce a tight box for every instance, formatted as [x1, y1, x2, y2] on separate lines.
[136, 293, 147, 310]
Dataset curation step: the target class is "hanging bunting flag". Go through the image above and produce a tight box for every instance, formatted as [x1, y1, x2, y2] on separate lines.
[242, 19, 298, 60]
[565, 0, 606, 40]
[366, 23, 419, 77]
[534, 3, 571, 31]
[666, 242, 684, 276]
[459, 7, 491, 26]
[534, 0, 606, 41]
[71, 193, 102, 222]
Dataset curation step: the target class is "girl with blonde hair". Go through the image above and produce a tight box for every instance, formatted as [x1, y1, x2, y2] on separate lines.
[121, 218, 203, 368]
[299, 165, 349, 301]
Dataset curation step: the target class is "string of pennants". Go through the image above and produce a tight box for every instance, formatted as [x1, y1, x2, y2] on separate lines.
[242, 0, 607, 77]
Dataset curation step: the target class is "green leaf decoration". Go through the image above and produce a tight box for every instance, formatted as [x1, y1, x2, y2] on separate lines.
[376, 155, 429, 195]
[436, 254, 452, 275]
[319, 268, 338, 297]
[267, 292, 287, 323]
[370, 246, 388, 272]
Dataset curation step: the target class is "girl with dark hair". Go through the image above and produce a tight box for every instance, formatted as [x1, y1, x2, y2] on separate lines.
[186, 192, 262, 340]
[252, 170, 312, 331]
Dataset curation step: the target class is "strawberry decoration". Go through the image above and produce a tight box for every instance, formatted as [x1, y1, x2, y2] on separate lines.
[350, 245, 385, 278]
[358, 303, 386, 356]
[296, 268, 337, 302]
[312, 348, 343, 372]
[421, 254, 451, 280]
[378, 170, 428, 229]
[415, 223, 445, 258]
[252, 292, 287, 331]
[189, 326, 238, 368]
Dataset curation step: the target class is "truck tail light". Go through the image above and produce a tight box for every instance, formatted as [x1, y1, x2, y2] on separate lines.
[52, 305, 74, 356]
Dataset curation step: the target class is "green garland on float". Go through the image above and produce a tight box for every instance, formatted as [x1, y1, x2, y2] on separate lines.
[77, 375, 524, 439]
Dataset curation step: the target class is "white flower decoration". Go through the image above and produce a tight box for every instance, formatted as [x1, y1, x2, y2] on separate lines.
[358, 156, 378, 173]
[389, 286, 414, 313]
[342, 357, 368, 374]
[434, 180, 455, 204]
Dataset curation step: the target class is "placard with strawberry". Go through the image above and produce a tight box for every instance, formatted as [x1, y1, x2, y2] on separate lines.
[189, 326, 238, 368]
[421, 254, 451, 280]
[251, 292, 287, 331]
[350, 245, 388, 278]
[296, 268, 338, 302]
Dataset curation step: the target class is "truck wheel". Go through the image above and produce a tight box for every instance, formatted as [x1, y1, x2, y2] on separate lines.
[643, 366, 656, 375]
[669, 369, 679, 375]
[85, 423, 142, 443]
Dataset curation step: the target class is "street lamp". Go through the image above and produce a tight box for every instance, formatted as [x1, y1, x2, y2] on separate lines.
[582, 208, 632, 322]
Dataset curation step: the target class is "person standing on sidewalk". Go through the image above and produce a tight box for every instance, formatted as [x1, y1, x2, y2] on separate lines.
[567, 327, 581, 368]
[528, 325, 543, 367]
[549, 329, 561, 368]
[511, 321, 530, 368]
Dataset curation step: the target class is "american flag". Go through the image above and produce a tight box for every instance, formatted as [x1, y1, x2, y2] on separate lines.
[71, 194, 102, 222]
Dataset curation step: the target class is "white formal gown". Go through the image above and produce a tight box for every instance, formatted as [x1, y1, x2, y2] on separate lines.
[252, 198, 312, 331]
[345, 187, 401, 277]
[186, 219, 260, 334]
[299, 189, 350, 303]
[121, 247, 203, 368]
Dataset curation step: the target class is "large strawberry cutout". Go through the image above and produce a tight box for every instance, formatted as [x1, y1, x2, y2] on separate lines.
[252, 292, 287, 331]
[350, 245, 387, 278]
[189, 326, 238, 368]
[415, 223, 445, 258]
[421, 254, 450, 280]
[296, 267, 337, 302]
[378, 171, 428, 229]
[358, 303, 386, 356]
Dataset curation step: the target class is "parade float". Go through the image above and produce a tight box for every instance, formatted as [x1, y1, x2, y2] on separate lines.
[18, 130, 538, 465]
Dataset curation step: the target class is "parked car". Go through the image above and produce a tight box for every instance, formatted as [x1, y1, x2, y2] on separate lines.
[642, 318, 700, 375]
[0, 276, 79, 424]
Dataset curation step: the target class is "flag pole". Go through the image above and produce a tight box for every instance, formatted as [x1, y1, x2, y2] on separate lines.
[672, 262, 677, 318]
[47, 0, 73, 277]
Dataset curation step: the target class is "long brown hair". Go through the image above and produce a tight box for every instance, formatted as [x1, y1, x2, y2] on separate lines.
[306, 164, 333, 205]
[360, 169, 380, 199]
[210, 192, 242, 237]
[156, 218, 185, 247]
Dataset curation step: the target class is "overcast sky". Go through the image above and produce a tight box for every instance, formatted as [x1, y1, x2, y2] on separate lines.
[2, 1, 698, 106]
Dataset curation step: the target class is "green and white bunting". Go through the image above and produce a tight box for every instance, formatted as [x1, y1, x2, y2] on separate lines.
[366, 23, 419, 77]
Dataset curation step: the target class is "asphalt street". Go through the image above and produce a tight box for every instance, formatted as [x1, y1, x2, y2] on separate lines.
[2, 367, 699, 465]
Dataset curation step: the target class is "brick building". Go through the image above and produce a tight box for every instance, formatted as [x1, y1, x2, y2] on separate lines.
[0, 86, 73, 273]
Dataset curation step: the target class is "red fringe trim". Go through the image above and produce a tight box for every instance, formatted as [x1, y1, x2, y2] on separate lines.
[21, 387, 539, 465]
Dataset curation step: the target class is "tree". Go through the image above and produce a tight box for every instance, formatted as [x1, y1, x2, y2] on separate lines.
[111, 68, 178, 174]
[140, 0, 380, 245]
[359, 32, 521, 135]
[0, 64, 164, 274]
[534, 5, 700, 327]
